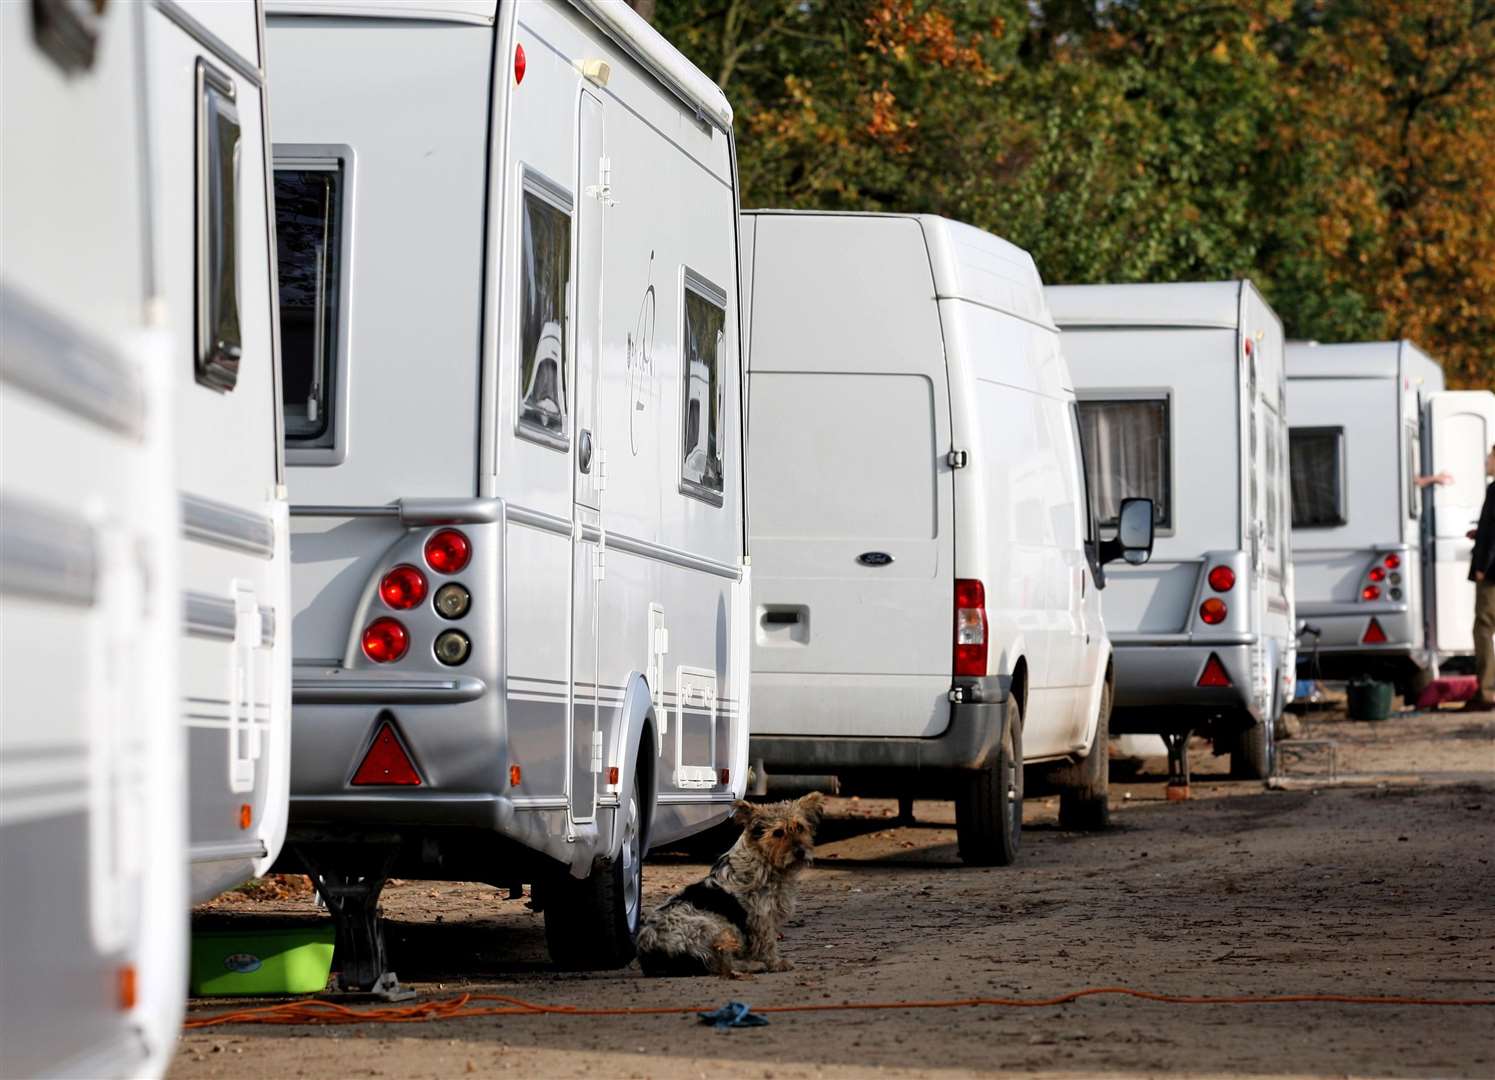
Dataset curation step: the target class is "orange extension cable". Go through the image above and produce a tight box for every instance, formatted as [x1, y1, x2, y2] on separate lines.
[182, 986, 1495, 1029]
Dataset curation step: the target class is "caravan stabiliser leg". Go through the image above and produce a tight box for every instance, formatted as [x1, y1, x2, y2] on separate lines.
[1163, 731, 1192, 801]
[295, 842, 414, 1000]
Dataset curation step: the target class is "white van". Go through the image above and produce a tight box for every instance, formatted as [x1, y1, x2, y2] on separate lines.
[1, 2, 182, 1075]
[1287, 341, 1495, 690]
[742, 211, 1153, 866]
[145, 0, 293, 905]
[1049, 282, 1295, 784]
[266, 0, 749, 985]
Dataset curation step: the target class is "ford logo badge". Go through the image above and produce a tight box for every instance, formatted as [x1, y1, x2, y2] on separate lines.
[857, 551, 894, 567]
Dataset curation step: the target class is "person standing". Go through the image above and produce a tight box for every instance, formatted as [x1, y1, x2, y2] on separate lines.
[1465, 444, 1495, 710]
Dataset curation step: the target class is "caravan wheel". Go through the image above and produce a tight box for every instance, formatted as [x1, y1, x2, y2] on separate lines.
[955, 696, 1023, 866]
[544, 777, 643, 970]
[1230, 692, 1278, 781]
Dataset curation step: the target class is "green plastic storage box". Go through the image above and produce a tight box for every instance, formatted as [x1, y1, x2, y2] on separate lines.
[190, 925, 335, 996]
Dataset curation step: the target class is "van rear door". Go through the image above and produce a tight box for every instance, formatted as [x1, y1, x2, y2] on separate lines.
[747, 215, 954, 739]
[1426, 390, 1495, 655]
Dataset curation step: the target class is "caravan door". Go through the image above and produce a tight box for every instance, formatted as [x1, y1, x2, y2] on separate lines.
[569, 89, 606, 825]
[1427, 391, 1495, 656]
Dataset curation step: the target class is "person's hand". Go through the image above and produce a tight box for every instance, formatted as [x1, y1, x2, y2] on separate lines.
[1432, 471, 1454, 485]
[1468, 528, 1479, 540]
[1478, 571, 1486, 582]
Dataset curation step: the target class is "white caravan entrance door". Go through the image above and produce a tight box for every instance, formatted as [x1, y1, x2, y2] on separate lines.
[569, 90, 605, 825]
[1427, 391, 1495, 655]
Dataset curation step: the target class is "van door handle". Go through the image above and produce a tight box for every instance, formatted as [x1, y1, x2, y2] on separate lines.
[578, 429, 593, 473]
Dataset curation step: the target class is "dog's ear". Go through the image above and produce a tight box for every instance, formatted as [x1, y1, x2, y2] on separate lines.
[795, 791, 827, 830]
[731, 800, 757, 829]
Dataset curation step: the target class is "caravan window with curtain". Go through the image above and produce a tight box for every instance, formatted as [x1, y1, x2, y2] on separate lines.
[1289, 426, 1346, 528]
[1076, 398, 1172, 529]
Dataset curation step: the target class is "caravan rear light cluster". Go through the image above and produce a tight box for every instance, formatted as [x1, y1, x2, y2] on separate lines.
[1207, 566, 1236, 592]
[424, 529, 471, 574]
[953, 578, 988, 677]
[1199, 597, 1228, 625]
[379, 565, 427, 609]
[362, 617, 409, 663]
[1362, 553, 1404, 602]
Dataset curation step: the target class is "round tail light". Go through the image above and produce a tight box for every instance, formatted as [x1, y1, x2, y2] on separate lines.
[379, 565, 427, 610]
[434, 630, 471, 666]
[434, 582, 471, 620]
[1383, 553, 1401, 569]
[362, 618, 409, 663]
[1207, 566, 1236, 592]
[1199, 598, 1228, 625]
[424, 529, 471, 574]
[1368, 566, 1386, 583]
[1362, 585, 1382, 601]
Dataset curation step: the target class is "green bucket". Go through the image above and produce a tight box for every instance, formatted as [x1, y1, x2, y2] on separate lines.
[1346, 678, 1394, 722]
[190, 924, 335, 996]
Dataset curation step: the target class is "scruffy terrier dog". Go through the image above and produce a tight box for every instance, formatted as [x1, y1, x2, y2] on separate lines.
[636, 792, 825, 977]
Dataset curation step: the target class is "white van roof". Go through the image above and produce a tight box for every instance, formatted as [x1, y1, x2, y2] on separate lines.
[1046, 281, 1249, 330]
[744, 209, 1054, 330]
[1286, 339, 1436, 381]
[266, 0, 733, 131]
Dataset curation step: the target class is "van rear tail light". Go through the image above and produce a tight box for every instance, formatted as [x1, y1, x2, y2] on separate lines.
[1362, 618, 1388, 644]
[1383, 553, 1400, 569]
[1197, 653, 1231, 687]
[424, 529, 471, 574]
[352, 722, 421, 786]
[953, 578, 987, 677]
[1362, 584, 1381, 601]
[362, 617, 409, 663]
[379, 565, 427, 609]
[1199, 597, 1227, 625]
[1207, 566, 1236, 592]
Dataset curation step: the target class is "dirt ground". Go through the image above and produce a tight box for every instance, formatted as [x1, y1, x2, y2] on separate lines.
[172, 705, 1495, 1080]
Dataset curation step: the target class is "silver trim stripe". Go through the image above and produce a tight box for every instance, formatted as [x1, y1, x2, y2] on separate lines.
[293, 674, 486, 704]
[181, 493, 275, 557]
[0, 285, 145, 439]
[191, 839, 269, 863]
[183, 591, 277, 646]
[0, 497, 97, 607]
[154, 0, 264, 87]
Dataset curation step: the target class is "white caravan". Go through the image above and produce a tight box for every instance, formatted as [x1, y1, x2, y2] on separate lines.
[1049, 282, 1294, 784]
[1, 2, 183, 1076]
[266, 1, 749, 984]
[1287, 341, 1495, 690]
[145, 0, 293, 905]
[742, 211, 1154, 866]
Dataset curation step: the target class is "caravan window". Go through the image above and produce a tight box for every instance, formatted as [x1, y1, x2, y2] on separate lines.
[1289, 426, 1346, 528]
[195, 61, 242, 393]
[679, 270, 727, 504]
[517, 182, 572, 447]
[275, 159, 346, 447]
[1076, 398, 1172, 529]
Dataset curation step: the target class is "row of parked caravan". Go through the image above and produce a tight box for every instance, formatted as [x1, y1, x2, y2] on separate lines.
[2, 2, 1491, 1075]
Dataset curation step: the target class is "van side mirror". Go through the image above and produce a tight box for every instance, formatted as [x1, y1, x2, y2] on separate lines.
[1100, 497, 1155, 566]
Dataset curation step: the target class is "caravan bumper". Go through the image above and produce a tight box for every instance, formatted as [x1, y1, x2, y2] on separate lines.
[1297, 603, 1417, 654]
[1110, 641, 1254, 725]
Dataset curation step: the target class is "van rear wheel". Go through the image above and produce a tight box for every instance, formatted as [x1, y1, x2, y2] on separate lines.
[1057, 680, 1111, 831]
[955, 696, 1022, 866]
[544, 776, 643, 970]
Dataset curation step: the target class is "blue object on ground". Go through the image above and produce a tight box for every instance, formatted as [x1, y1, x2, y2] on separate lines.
[698, 1001, 770, 1029]
[1295, 679, 1316, 700]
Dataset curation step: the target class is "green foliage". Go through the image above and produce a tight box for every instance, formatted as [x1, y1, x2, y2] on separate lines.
[653, 0, 1494, 387]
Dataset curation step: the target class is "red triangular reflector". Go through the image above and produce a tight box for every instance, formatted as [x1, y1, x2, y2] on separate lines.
[1362, 618, 1387, 645]
[1197, 652, 1232, 688]
[352, 722, 421, 786]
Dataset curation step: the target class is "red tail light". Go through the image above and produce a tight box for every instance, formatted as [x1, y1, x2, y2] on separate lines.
[953, 578, 987, 677]
[1207, 566, 1236, 592]
[1199, 597, 1228, 625]
[1197, 653, 1231, 687]
[362, 617, 409, 663]
[352, 722, 421, 786]
[1362, 584, 1381, 601]
[424, 529, 471, 574]
[1362, 618, 1387, 644]
[514, 43, 526, 84]
[1367, 565, 1386, 583]
[1383, 553, 1400, 569]
[379, 565, 428, 610]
